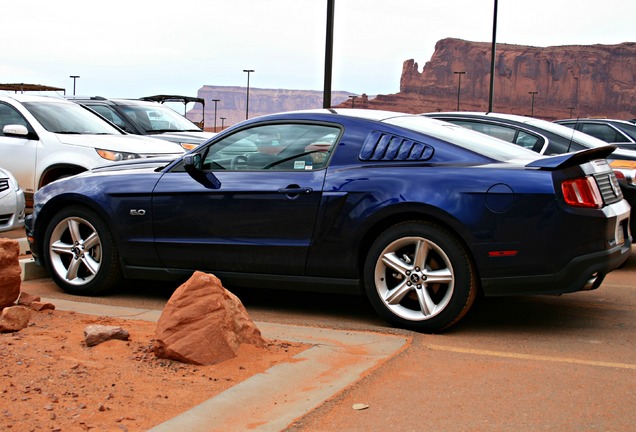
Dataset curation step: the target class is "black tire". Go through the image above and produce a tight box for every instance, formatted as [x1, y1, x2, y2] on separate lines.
[42, 205, 122, 296]
[363, 221, 478, 332]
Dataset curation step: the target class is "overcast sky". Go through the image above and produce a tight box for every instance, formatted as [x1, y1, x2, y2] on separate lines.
[2, 0, 634, 99]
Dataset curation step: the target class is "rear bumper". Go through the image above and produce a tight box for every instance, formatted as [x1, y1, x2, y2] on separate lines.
[481, 237, 632, 296]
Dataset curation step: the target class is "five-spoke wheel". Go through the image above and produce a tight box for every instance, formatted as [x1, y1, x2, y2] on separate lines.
[43, 206, 121, 295]
[364, 221, 477, 332]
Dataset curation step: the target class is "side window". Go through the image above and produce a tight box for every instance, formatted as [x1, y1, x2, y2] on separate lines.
[202, 123, 340, 171]
[88, 105, 129, 130]
[580, 123, 627, 143]
[452, 120, 517, 142]
[0, 103, 29, 136]
[514, 131, 544, 153]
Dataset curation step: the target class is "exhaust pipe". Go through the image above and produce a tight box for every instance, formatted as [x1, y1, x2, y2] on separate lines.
[582, 273, 605, 291]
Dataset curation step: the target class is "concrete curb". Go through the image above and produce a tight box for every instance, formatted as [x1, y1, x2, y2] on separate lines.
[47, 298, 409, 432]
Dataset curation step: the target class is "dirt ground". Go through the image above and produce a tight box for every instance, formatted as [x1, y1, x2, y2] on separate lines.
[0, 307, 307, 432]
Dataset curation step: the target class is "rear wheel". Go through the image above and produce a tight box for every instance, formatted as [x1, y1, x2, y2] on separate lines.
[43, 206, 122, 295]
[363, 221, 478, 332]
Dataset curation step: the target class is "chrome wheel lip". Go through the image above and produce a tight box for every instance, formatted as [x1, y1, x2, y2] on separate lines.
[373, 236, 454, 322]
[48, 216, 102, 287]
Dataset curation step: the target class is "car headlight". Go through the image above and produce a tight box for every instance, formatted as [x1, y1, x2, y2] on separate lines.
[180, 143, 199, 151]
[610, 160, 636, 187]
[95, 149, 141, 161]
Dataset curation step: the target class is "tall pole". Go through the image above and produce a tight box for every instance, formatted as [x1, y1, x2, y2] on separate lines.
[243, 69, 254, 120]
[212, 99, 220, 132]
[488, 0, 498, 112]
[323, 0, 335, 108]
[220, 117, 226, 130]
[529, 91, 538, 116]
[70, 75, 80, 95]
[454, 71, 465, 111]
[349, 95, 357, 108]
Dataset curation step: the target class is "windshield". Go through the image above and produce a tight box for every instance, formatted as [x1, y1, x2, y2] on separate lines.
[23, 101, 122, 135]
[118, 103, 202, 133]
[385, 116, 539, 161]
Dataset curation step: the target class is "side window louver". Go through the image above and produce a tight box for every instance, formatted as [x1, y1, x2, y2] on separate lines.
[359, 131, 434, 161]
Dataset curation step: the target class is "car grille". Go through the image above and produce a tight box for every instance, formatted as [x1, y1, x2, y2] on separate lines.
[0, 178, 9, 193]
[0, 214, 10, 224]
[594, 172, 623, 204]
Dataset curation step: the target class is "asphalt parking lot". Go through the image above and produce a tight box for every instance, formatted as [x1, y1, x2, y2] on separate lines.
[9, 227, 636, 431]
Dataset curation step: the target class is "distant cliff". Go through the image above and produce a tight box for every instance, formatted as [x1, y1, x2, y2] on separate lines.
[188, 86, 352, 131]
[341, 38, 636, 120]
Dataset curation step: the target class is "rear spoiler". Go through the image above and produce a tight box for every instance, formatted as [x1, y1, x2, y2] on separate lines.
[525, 145, 617, 170]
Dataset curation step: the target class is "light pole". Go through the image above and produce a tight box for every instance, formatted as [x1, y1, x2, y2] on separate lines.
[69, 75, 80, 95]
[568, 106, 575, 118]
[211, 99, 220, 132]
[220, 117, 226, 130]
[243, 69, 254, 120]
[323, 0, 335, 108]
[454, 71, 466, 111]
[488, 0, 498, 112]
[528, 91, 538, 116]
[349, 95, 358, 108]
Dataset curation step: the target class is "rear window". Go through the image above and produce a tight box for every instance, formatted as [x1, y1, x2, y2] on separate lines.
[385, 116, 539, 161]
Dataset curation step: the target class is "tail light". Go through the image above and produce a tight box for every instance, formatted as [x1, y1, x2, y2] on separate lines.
[561, 176, 603, 208]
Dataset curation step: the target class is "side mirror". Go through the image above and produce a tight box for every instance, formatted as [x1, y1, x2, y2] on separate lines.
[3, 124, 29, 137]
[183, 153, 221, 189]
[183, 153, 202, 170]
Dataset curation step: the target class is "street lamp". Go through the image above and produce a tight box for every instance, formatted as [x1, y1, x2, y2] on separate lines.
[69, 75, 80, 95]
[348, 95, 358, 108]
[528, 91, 538, 116]
[220, 117, 226, 130]
[243, 69, 254, 120]
[211, 99, 220, 132]
[568, 107, 575, 118]
[454, 71, 466, 111]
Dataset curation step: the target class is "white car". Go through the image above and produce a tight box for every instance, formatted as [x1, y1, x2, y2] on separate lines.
[0, 167, 26, 232]
[0, 94, 185, 206]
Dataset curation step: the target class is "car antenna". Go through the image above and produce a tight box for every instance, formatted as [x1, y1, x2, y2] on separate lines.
[566, 116, 580, 153]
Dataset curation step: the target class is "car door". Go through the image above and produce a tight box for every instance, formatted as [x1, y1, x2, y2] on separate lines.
[0, 102, 38, 196]
[151, 122, 340, 275]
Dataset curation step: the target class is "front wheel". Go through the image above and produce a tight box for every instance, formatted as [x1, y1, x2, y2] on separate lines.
[43, 206, 122, 295]
[363, 221, 478, 332]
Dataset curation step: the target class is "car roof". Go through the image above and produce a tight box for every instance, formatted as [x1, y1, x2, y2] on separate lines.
[254, 108, 416, 123]
[556, 118, 636, 126]
[0, 94, 72, 104]
[66, 96, 159, 106]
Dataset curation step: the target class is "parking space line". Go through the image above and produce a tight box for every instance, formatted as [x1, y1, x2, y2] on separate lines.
[426, 344, 636, 370]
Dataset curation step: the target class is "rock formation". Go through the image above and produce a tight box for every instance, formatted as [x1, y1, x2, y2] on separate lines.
[154, 271, 265, 365]
[343, 38, 636, 120]
[189, 86, 353, 131]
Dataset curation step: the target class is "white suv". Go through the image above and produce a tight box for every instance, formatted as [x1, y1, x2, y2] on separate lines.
[0, 94, 185, 206]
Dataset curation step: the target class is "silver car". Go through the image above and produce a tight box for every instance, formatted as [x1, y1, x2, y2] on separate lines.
[0, 167, 26, 232]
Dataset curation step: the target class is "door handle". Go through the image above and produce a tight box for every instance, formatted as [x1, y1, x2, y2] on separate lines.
[277, 187, 313, 194]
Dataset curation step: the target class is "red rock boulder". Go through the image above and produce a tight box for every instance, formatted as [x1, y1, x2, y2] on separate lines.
[154, 271, 265, 365]
[0, 238, 21, 309]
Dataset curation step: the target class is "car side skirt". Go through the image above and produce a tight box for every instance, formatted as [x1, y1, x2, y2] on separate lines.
[120, 263, 363, 295]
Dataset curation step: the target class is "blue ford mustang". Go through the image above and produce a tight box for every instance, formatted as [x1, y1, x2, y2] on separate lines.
[25, 109, 632, 332]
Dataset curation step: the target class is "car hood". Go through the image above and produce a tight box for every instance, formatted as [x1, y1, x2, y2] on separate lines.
[150, 131, 215, 145]
[55, 133, 185, 155]
[91, 156, 178, 172]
